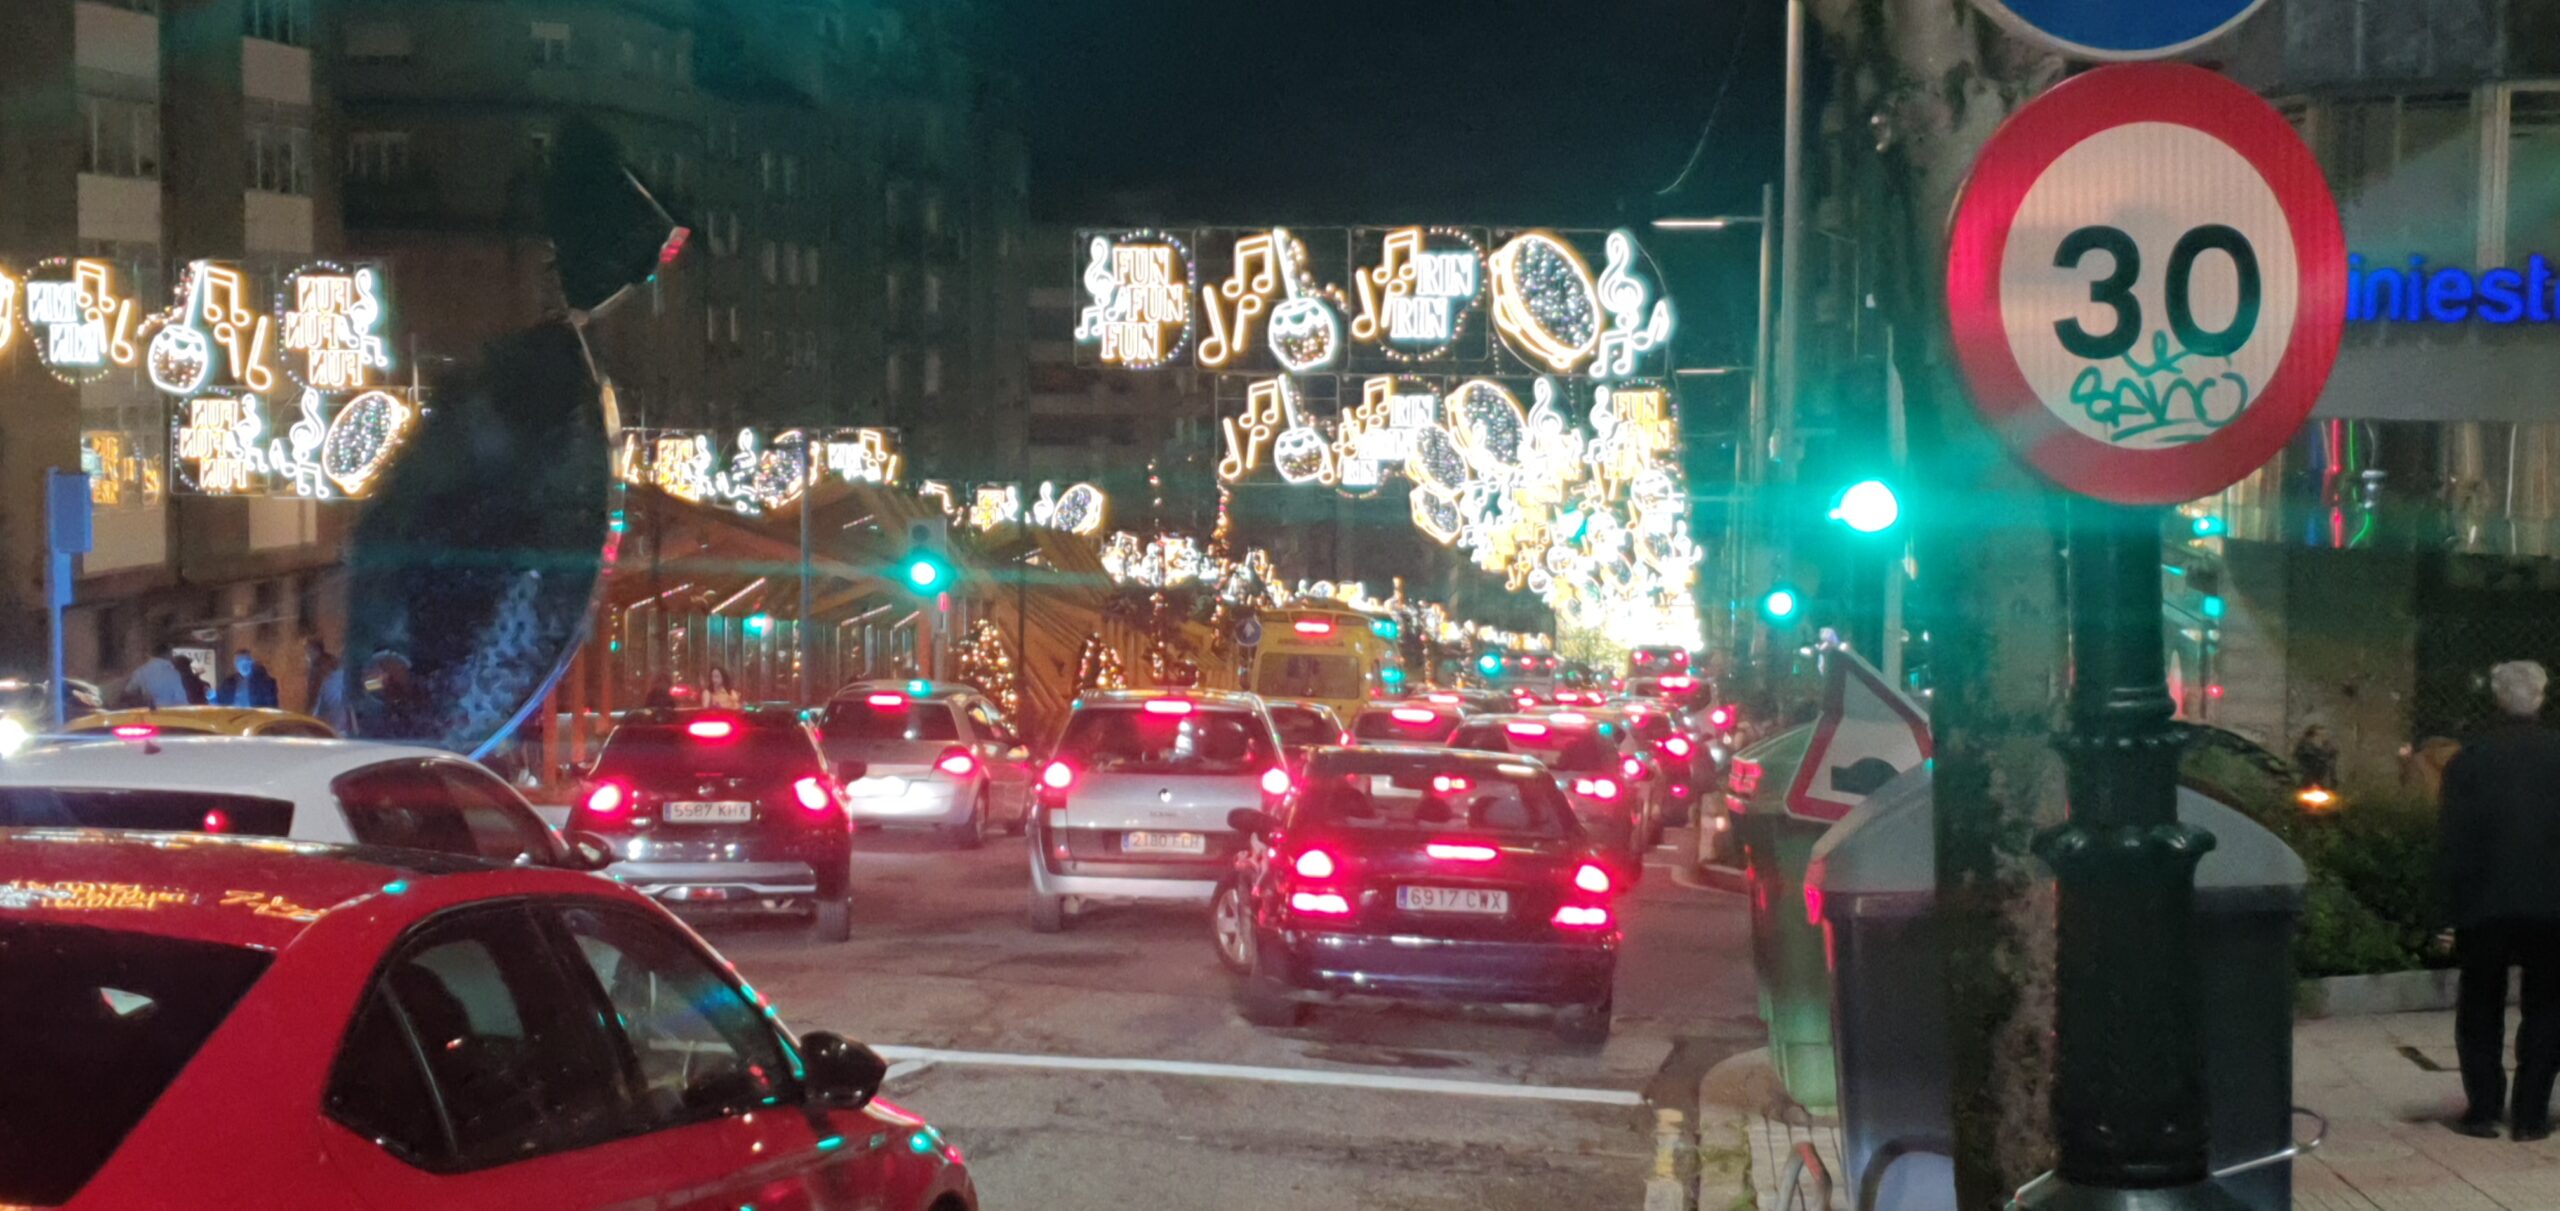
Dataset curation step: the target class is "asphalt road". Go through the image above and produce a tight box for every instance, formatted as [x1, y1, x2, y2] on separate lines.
[695, 825, 1763, 1210]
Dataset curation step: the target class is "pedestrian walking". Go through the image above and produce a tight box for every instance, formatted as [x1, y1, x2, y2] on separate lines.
[174, 655, 210, 705]
[121, 641, 189, 708]
[302, 637, 340, 715]
[2438, 659, 2560, 1141]
[216, 650, 280, 709]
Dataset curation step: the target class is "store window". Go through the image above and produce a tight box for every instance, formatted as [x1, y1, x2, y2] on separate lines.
[2510, 91, 2560, 262]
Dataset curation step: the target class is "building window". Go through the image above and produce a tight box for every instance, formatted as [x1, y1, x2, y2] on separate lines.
[923, 349, 943, 397]
[924, 273, 942, 316]
[886, 353, 903, 397]
[245, 122, 312, 195]
[526, 125, 554, 165]
[759, 241, 776, 284]
[783, 244, 801, 287]
[344, 21, 413, 65]
[531, 21, 573, 67]
[706, 305, 718, 346]
[923, 195, 941, 237]
[243, 0, 310, 46]
[782, 156, 800, 197]
[80, 96, 160, 180]
[760, 151, 775, 194]
[347, 131, 410, 184]
[94, 0, 160, 12]
[728, 306, 741, 343]
[620, 39, 637, 73]
[884, 185, 903, 231]
[885, 270, 901, 312]
[806, 249, 821, 287]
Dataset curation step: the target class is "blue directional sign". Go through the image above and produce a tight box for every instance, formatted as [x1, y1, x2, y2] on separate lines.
[1971, 0, 2267, 61]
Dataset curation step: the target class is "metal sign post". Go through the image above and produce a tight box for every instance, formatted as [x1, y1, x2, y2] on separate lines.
[46, 469, 94, 729]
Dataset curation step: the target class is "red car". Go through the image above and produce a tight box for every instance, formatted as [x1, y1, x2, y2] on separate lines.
[0, 830, 974, 1211]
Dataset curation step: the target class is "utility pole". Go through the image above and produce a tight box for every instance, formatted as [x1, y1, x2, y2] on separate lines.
[1773, 0, 1806, 479]
[800, 435, 817, 706]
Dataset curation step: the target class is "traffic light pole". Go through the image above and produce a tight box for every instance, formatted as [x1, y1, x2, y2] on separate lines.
[2034, 501, 2238, 1211]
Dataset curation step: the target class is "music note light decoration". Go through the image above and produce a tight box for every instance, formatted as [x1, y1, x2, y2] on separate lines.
[26, 258, 141, 384]
[148, 261, 276, 396]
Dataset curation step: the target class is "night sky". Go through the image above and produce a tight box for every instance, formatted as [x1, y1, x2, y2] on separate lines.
[987, 0, 1786, 226]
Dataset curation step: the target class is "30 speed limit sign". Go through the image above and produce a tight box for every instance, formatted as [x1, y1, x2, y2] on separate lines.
[1946, 63, 2345, 504]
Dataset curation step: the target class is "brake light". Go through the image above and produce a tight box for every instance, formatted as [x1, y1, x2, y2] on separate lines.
[1339, 729, 1355, 745]
[1260, 766, 1294, 797]
[1665, 736, 1693, 757]
[1504, 722, 1550, 738]
[202, 808, 232, 834]
[686, 718, 737, 740]
[792, 776, 832, 812]
[867, 692, 907, 708]
[111, 724, 156, 739]
[1574, 863, 1614, 894]
[1550, 712, 1588, 724]
[1293, 619, 1334, 635]
[1290, 891, 1352, 916]
[936, 748, 978, 777]
[1427, 842, 1498, 862]
[1391, 707, 1437, 724]
[1040, 760, 1077, 791]
[1729, 758, 1764, 795]
[1573, 777, 1622, 801]
[1143, 699, 1194, 716]
[1293, 848, 1337, 879]
[1708, 705, 1737, 731]
[1662, 675, 1695, 689]
[1430, 774, 1471, 793]
[1427, 693, 1460, 704]
[1552, 904, 1612, 929]
[1622, 757, 1644, 778]
[583, 782, 628, 815]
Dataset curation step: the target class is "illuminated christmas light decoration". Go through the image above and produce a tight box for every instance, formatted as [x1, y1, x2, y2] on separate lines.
[970, 484, 1024, 530]
[1489, 232, 1601, 374]
[317, 389, 417, 496]
[0, 263, 20, 356]
[173, 395, 273, 494]
[1197, 231, 1278, 368]
[1218, 377, 1291, 482]
[81, 430, 164, 507]
[823, 429, 903, 486]
[616, 427, 905, 514]
[1591, 231, 1675, 380]
[1075, 230, 1195, 370]
[1030, 481, 1109, 535]
[1351, 227, 1487, 361]
[146, 261, 277, 396]
[1265, 229, 1344, 372]
[1445, 379, 1527, 476]
[26, 258, 141, 384]
[278, 262, 392, 392]
[958, 619, 1022, 717]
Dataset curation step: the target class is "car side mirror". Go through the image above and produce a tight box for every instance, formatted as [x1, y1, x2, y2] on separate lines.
[564, 830, 617, 873]
[1228, 807, 1276, 838]
[832, 758, 867, 784]
[799, 1031, 889, 1111]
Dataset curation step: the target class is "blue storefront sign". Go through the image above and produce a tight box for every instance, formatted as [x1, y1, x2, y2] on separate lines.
[2347, 254, 2560, 324]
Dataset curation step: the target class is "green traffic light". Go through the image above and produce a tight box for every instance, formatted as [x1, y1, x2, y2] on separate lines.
[1760, 586, 1801, 622]
[1829, 479, 1900, 534]
[902, 551, 947, 592]
[2191, 514, 2228, 538]
[1476, 652, 1504, 676]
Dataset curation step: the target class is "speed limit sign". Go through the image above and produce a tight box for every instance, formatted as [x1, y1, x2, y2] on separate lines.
[1946, 63, 2345, 504]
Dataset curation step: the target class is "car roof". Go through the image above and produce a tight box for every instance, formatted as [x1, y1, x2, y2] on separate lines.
[1310, 743, 1533, 767]
[831, 679, 972, 701]
[0, 735, 477, 795]
[0, 828, 501, 950]
[1080, 688, 1263, 709]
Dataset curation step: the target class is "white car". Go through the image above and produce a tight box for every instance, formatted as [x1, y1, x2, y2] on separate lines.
[0, 734, 572, 866]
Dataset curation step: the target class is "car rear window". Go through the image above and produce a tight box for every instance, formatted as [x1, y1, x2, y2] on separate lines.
[1295, 754, 1578, 839]
[1266, 706, 1338, 749]
[0, 921, 273, 1205]
[819, 697, 961, 741]
[1353, 710, 1461, 743]
[594, 724, 824, 782]
[0, 787, 295, 837]
[1497, 728, 1618, 772]
[1254, 653, 1363, 701]
[1055, 707, 1275, 775]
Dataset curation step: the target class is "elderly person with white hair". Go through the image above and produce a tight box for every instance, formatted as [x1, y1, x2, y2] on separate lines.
[2439, 659, 2560, 1141]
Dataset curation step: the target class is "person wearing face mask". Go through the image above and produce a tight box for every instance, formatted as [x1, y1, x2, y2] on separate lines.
[216, 648, 280, 709]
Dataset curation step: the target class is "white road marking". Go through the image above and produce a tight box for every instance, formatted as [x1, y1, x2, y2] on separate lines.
[870, 1045, 1645, 1106]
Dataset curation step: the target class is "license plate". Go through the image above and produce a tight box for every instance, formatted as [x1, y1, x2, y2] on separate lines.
[665, 801, 753, 823]
[1123, 831, 1207, 855]
[1397, 886, 1510, 915]
[848, 776, 908, 797]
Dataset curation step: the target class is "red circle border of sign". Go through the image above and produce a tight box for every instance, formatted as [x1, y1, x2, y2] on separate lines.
[1945, 63, 2346, 506]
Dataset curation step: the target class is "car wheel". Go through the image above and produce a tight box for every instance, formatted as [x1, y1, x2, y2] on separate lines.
[953, 790, 990, 851]
[811, 893, 854, 943]
[1210, 881, 1255, 974]
[1237, 948, 1304, 1028]
[1028, 891, 1069, 933]
[1555, 994, 1612, 1045]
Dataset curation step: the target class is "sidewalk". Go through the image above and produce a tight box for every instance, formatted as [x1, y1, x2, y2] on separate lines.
[1696, 1009, 2560, 1210]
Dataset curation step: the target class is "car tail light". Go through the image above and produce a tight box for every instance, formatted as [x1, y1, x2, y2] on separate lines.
[1708, 705, 1738, 731]
[1261, 766, 1293, 797]
[686, 718, 737, 740]
[201, 808, 232, 834]
[1549, 712, 1588, 725]
[1427, 693, 1460, 704]
[584, 782, 629, 815]
[111, 724, 157, 739]
[1505, 722, 1550, 738]
[1391, 707, 1437, 724]
[1293, 619, 1334, 635]
[1426, 842, 1498, 862]
[1430, 774, 1471, 793]
[1664, 736, 1693, 757]
[1293, 848, 1337, 879]
[1290, 891, 1352, 916]
[1143, 699, 1194, 716]
[1728, 758, 1764, 795]
[867, 692, 907, 708]
[1573, 777, 1622, 801]
[1339, 730, 1356, 746]
[1662, 675, 1695, 689]
[1622, 756, 1644, 778]
[1574, 863, 1614, 894]
[792, 776, 832, 813]
[1040, 760, 1077, 791]
[936, 748, 978, 777]
[1551, 904, 1612, 929]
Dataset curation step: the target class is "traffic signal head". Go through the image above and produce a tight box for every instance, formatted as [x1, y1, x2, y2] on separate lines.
[1828, 479, 1901, 534]
[2191, 514, 2228, 538]
[1759, 586, 1801, 623]
[1476, 651, 1504, 677]
[900, 549, 950, 593]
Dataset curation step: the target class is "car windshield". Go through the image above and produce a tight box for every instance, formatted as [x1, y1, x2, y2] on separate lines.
[1266, 706, 1338, 749]
[1295, 753, 1578, 839]
[1055, 707, 1275, 775]
[819, 697, 961, 741]
[1254, 653, 1362, 701]
[0, 787, 296, 836]
[0, 921, 274, 1206]
[595, 723, 821, 782]
[1354, 710, 1461, 743]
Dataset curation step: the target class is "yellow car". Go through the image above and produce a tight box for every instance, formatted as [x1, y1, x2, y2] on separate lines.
[67, 706, 339, 740]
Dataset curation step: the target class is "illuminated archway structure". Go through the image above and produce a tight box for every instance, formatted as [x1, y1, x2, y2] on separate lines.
[1073, 225, 1697, 647]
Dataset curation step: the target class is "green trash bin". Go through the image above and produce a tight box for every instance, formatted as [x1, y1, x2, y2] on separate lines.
[1727, 725, 1837, 1110]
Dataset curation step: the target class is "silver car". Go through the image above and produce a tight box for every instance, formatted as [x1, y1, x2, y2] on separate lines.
[1026, 690, 1289, 932]
[819, 680, 1035, 848]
